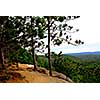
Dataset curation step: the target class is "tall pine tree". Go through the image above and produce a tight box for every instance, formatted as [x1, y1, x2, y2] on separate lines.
[43, 16, 83, 76]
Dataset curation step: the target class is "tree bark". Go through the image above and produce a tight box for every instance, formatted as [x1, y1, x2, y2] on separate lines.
[32, 45, 37, 71]
[30, 17, 37, 71]
[0, 46, 5, 69]
[16, 54, 19, 68]
[47, 17, 52, 76]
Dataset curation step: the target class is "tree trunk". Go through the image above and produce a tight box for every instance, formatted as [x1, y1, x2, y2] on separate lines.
[47, 17, 52, 76]
[32, 46, 37, 71]
[0, 46, 5, 69]
[30, 17, 37, 71]
[31, 36, 37, 71]
[16, 54, 19, 68]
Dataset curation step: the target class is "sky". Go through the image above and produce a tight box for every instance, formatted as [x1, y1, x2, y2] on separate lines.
[1, 0, 100, 54]
[21, 15, 100, 54]
[50, 15, 100, 54]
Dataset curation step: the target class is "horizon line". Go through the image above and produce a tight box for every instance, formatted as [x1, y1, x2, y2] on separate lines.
[64, 50, 100, 54]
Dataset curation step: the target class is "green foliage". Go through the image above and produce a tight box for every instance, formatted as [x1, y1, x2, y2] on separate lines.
[37, 55, 48, 69]
[18, 48, 33, 64]
[33, 52, 100, 83]
[77, 55, 100, 62]
[9, 47, 33, 64]
[50, 52, 100, 83]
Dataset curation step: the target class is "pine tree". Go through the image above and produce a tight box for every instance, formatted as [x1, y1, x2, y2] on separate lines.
[43, 16, 83, 76]
[20, 16, 46, 71]
[0, 16, 26, 69]
[0, 16, 14, 69]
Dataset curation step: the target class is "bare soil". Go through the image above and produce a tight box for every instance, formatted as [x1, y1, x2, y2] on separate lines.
[0, 64, 72, 83]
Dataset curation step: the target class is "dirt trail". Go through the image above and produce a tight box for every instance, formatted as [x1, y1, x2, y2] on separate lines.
[0, 64, 72, 83]
[6, 70, 68, 83]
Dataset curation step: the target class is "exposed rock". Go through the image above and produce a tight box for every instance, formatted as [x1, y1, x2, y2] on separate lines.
[0, 64, 73, 83]
[27, 64, 34, 68]
[66, 76, 73, 83]
[0, 70, 25, 82]
[26, 67, 34, 72]
[37, 67, 49, 75]
[52, 71, 73, 83]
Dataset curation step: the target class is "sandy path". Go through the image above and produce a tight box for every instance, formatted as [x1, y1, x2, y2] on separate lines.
[6, 70, 69, 83]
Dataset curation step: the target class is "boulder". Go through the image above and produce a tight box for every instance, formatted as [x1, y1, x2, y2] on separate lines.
[52, 71, 73, 83]
[37, 67, 48, 75]
[27, 64, 34, 68]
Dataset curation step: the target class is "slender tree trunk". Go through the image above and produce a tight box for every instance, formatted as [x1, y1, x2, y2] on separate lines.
[31, 36, 37, 71]
[30, 17, 37, 71]
[47, 17, 52, 76]
[0, 46, 5, 69]
[16, 54, 19, 68]
[32, 46, 37, 71]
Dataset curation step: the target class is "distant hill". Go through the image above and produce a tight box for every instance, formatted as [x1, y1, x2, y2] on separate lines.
[64, 51, 100, 61]
[67, 51, 100, 56]
[63, 54, 81, 61]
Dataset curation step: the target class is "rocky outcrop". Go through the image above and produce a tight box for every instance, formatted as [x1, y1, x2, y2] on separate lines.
[37, 67, 49, 75]
[0, 64, 73, 83]
[52, 71, 73, 83]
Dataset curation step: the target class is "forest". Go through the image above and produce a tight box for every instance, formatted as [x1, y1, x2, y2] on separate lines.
[0, 16, 99, 83]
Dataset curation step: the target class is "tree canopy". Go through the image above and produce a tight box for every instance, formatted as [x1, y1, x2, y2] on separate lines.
[0, 16, 83, 78]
